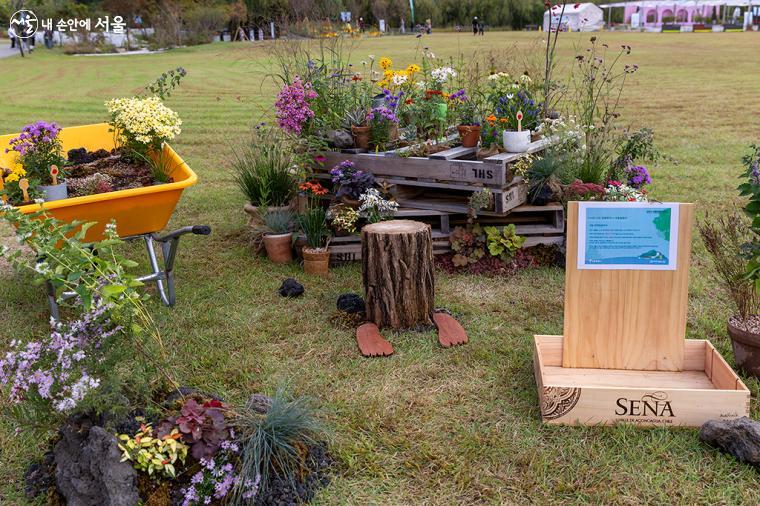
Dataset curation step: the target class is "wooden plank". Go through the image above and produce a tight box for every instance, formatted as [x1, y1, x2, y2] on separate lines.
[534, 335, 750, 427]
[428, 146, 477, 160]
[523, 236, 564, 248]
[322, 151, 508, 187]
[562, 202, 694, 372]
[482, 137, 554, 164]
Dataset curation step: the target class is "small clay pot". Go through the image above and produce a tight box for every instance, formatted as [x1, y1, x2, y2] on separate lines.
[351, 126, 370, 150]
[263, 232, 293, 264]
[727, 317, 760, 379]
[302, 247, 330, 275]
[457, 125, 481, 148]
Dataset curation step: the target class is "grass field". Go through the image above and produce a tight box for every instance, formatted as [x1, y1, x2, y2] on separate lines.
[1, 31, 760, 504]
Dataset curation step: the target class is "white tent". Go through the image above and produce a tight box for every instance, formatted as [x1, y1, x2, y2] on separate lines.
[543, 3, 605, 31]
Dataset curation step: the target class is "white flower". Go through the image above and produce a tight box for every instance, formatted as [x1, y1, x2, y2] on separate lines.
[391, 74, 408, 86]
[368, 54, 375, 60]
[431, 66, 457, 83]
[34, 198, 45, 204]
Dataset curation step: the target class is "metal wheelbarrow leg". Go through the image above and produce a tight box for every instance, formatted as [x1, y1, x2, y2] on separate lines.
[47, 225, 211, 319]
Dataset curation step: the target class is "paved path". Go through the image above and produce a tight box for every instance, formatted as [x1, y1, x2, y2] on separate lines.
[0, 40, 18, 58]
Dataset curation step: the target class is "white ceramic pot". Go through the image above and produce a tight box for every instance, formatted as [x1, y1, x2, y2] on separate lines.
[38, 183, 68, 202]
[502, 130, 531, 153]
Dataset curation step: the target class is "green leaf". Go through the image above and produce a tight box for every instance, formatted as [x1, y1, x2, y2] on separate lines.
[101, 284, 127, 298]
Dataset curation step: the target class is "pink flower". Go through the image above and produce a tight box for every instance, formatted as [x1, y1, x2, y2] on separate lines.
[275, 77, 317, 135]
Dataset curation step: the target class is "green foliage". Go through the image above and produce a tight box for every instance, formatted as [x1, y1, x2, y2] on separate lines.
[0, 206, 175, 423]
[526, 154, 563, 202]
[232, 389, 326, 501]
[450, 224, 486, 266]
[143, 67, 187, 101]
[297, 206, 329, 248]
[232, 125, 297, 207]
[262, 208, 294, 234]
[118, 424, 189, 479]
[468, 189, 493, 218]
[484, 224, 525, 261]
[738, 145, 760, 292]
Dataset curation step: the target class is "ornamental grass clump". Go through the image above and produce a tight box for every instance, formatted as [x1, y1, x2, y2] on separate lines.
[231, 390, 326, 502]
[233, 125, 298, 208]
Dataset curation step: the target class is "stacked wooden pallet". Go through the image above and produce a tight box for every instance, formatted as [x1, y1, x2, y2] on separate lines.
[318, 138, 565, 265]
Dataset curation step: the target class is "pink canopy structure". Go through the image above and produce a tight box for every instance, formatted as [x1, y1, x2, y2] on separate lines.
[600, 0, 756, 27]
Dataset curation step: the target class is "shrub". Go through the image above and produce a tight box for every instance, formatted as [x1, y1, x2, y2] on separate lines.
[485, 224, 526, 261]
[118, 423, 189, 478]
[699, 212, 758, 321]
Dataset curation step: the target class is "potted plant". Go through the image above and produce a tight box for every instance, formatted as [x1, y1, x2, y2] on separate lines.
[367, 106, 399, 151]
[261, 208, 294, 264]
[329, 204, 360, 236]
[450, 90, 480, 148]
[4, 121, 67, 202]
[298, 207, 331, 275]
[345, 109, 370, 150]
[297, 181, 331, 275]
[329, 160, 375, 208]
[358, 188, 399, 223]
[232, 125, 297, 225]
[699, 212, 760, 379]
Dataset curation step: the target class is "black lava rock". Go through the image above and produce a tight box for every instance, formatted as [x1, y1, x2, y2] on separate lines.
[54, 417, 139, 505]
[24, 451, 56, 499]
[254, 442, 333, 506]
[700, 417, 760, 467]
[336, 293, 365, 314]
[67, 148, 111, 165]
[279, 278, 304, 298]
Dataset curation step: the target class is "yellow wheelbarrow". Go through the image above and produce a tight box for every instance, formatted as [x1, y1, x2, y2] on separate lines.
[0, 123, 210, 317]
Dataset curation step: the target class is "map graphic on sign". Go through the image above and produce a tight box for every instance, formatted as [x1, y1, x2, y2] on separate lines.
[577, 202, 679, 270]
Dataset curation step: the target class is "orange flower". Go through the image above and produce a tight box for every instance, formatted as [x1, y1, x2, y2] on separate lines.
[299, 181, 328, 196]
[499, 118, 508, 124]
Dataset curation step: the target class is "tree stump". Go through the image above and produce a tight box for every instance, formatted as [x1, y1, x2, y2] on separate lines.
[361, 220, 435, 330]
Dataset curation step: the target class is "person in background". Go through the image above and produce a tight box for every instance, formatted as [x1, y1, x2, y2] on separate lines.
[472, 16, 479, 35]
[479, 20, 485, 35]
[44, 28, 54, 49]
[425, 18, 432, 34]
[8, 25, 17, 48]
[358, 17, 365, 32]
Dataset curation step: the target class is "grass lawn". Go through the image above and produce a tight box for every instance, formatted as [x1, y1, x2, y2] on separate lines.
[1, 31, 760, 504]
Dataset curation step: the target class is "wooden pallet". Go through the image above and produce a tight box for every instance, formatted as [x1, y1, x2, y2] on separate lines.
[321, 137, 552, 189]
[323, 203, 565, 265]
[391, 181, 527, 216]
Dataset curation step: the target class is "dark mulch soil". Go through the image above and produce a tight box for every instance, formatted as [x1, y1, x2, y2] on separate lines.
[66, 149, 154, 192]
[253, 442, 334, 506]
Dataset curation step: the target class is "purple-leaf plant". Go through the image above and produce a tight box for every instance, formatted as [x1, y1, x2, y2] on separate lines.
[329, 160, 375, 200]
[160, 398, 230, 460]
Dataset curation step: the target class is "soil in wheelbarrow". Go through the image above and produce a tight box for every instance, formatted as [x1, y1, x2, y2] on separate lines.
[65, 148, 167, 198]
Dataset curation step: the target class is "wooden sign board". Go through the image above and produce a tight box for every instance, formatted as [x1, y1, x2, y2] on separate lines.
[562, 202, 694, 371]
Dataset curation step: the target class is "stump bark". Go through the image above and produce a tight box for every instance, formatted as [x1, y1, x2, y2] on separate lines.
[361, 220, 435, 329]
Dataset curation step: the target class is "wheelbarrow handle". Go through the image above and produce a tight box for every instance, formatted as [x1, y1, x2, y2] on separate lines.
[192, 225, 212, 236]
[154, 225, 212, 242]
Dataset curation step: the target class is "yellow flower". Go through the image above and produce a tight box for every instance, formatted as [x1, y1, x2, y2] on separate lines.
[377, 79, 389, 88]
[383, 69, 394, 79]
[379, 57, 393, 70]
[406, 64, 420, 74]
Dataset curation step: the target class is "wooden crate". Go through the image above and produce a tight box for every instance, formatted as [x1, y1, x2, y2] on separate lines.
[533, 335, 750, 427]
[391, 181, 527, 216]
[329, 231, 451, 266]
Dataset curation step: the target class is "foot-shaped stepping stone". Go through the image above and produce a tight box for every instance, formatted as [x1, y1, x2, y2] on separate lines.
[433, 313, 468, 348]
[356, 323, 394, 357]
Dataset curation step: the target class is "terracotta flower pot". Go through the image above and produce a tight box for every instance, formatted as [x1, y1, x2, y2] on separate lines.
[263, 232, 293, 264]
[302, 247, 330, 275]
[457, 125, 481, 148]
[727, 316, 760, 379]
[351, 126, 370, 149]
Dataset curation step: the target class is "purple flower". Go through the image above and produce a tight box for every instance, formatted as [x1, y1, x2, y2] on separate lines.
[624, 165, 652, 189]
[275, 77, 317, 135]
[367, 106, 398, 124]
